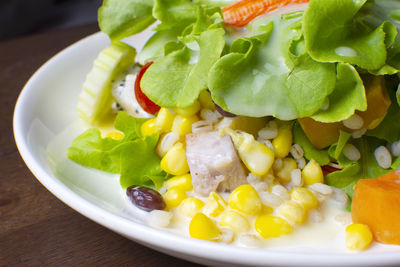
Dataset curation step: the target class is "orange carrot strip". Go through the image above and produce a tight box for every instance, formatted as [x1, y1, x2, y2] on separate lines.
[222, 0, 309, 27]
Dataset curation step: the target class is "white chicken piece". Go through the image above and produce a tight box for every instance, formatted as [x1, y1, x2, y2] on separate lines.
[186, 131, 247, 196]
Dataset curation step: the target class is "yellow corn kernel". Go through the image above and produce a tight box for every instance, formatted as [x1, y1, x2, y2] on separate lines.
[179, 197, 205, 217]
[255, 215, 293, 238]
[106, 131, 124, 140]
[141, 118, 157, 136]
[155, 108, 175, 133]
[174, 101, 201, 117]
[219, 210, 250, 233]
[171, 114, 199, 136]
[262, 204, 274, 214]
[204, 192, 227, 217]
[290, 187, 318, 210]
[276, 158, 297, 183]
[163, 186, 187, 210]
[222, 128, 274, 176]
[164, 174, 193, 191]
[272, 122, 293, 158]
[302, 159, 324, 186]
[345, 224, 373, 251]
[160, 142, 190, 175]
[228, 184, 262, 215]
[189, 213, 221, 241]
[198, 90, 215, 110]
[278, 200, 306, 224]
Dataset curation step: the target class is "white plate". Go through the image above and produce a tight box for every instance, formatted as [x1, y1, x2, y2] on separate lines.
[13, 29, 400, 266]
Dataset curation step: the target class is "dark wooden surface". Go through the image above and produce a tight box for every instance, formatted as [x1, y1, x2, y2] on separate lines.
[0, 24, 203, 267]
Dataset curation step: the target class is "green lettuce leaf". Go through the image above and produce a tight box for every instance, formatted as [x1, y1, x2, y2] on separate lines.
[68, 112, 166, 188]
[153, 0, 198, 31]
[303, 0, 391, 71]
[360, 0, 400, 73]
[98, 0, 155, 41]
[328, 131, 353, 168]
[329, 130, 352, 161]
[292, 122, 330, 165]
[311, 63, 367, 122]
[118, 134, 165, 188]
[208, 14, 336, 119]
[137, 29, 184, 63]
[67, 128, 123, 173]
[141, 20, 225, 108]
[180, 6, 223, 38]
[325, 137, 392, 203]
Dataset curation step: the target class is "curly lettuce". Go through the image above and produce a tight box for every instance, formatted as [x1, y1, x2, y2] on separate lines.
[68, 112, 167, 189]
[303, 0, 396, 71]
[141, 8, 225, 108]
[325, 137, 393, 204]
[98, 0, 155, 41]
[311, 63, 367, 123]
[208, 14, 336, 119]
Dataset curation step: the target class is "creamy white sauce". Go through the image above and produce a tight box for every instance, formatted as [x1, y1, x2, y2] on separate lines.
[122, 185, 351, 250]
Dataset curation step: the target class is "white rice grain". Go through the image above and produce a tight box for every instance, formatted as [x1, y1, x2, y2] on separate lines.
[351, 128, 367, 139]
[290, 169, 303, 187]
[238, 233, 262, 248]
[220, 228, 234, 244]
[259, 139, 274, 151]
[343, 144, 361, 161]
[374, 145, 392, 169]
[327, 187, 349, 208]
[158, 132, 179, 157]
[334, 212, 352, 226]
[252, 182, 269, 193]
[258, 121, 278, 140]
[296, 157, 306, 169]
[343, 114, 364, 130]
[290, 144, 304, 160]
[308, 183, 333, 196]
[200, 109, 219, 123]
[192, 120, 213, 133]
[271, 185, 290, 201]
[247, 173, 261, 185]
[148, 210, 172, 228]
[259, 191, 283, 207]
[390, 140, 400, 157]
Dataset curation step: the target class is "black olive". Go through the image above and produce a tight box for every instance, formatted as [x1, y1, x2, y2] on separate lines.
[126, 186, 166, 212]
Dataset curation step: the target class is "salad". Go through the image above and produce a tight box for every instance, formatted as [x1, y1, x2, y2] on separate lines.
[68, 0, 400, 251]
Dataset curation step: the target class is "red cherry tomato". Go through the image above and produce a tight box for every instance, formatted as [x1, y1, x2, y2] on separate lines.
[135, 62, 160, 114]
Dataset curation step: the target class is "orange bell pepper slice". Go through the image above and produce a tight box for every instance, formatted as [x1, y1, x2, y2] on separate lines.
[352, 170, 400, 245]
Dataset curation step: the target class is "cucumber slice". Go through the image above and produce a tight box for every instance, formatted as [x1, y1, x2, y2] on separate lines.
[77, 41, 136, 125]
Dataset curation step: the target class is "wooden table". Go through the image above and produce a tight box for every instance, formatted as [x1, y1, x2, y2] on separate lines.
[0, 24, 203, 266]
